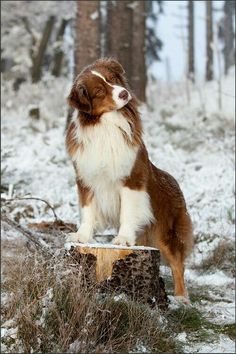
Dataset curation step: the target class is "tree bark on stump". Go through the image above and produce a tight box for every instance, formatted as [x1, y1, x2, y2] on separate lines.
[65, 243, 168, 310]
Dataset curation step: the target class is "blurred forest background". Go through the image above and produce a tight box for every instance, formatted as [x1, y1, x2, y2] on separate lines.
[1, 0, 235, 102]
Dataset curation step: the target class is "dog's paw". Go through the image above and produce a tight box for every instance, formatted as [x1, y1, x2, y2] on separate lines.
[66, 232, 93, 244]
[112, 235, 136, 247]
[174, 296, 191, 306]
[168, 295, 191, 309]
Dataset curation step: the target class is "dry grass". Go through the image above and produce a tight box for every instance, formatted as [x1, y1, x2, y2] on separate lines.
[193, 240, 235, 277]
[1, 248, 182, 353]
[2, 235, 235, 353]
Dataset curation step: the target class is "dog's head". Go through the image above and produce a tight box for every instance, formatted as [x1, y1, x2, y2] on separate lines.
[67, 58, 132, 116]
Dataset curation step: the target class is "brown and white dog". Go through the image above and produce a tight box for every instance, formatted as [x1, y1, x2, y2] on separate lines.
[66, 58, 193, 298]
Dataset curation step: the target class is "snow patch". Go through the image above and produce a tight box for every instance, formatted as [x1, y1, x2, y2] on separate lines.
[64, 241, 158, 251]
[185, 270, 234, 287]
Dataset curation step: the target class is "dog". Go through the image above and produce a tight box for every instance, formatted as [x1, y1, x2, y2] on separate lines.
[65, 58, 193, 298]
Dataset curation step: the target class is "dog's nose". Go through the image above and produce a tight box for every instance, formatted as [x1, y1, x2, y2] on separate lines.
[119, 90, 128, 100]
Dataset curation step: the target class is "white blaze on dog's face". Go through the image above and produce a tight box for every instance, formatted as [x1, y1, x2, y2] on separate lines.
[91, 70, 132, 110]
[67, 59, 132, 116]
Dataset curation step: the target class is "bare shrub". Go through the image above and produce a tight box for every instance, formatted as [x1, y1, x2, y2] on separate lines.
[193, 240, 235, 276]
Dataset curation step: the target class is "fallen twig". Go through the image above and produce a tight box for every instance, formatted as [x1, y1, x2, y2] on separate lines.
[2, 196, 59, 221]
[28, 220, 77, 233]
[2, 215, 53, 256]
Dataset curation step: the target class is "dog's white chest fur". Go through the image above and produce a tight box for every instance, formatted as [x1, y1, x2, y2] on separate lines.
[73, 111, 138, 229]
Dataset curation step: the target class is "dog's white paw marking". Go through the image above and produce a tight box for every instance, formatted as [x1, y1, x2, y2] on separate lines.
[174, 296, 191, 306]
[168, 295, 192, 309]
[66, 232, 93, 244]
[112, 235, 136, 247]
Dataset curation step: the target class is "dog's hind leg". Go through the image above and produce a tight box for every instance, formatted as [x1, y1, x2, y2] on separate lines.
[163, 211, 193, 298]
[157, 241, 188, 297]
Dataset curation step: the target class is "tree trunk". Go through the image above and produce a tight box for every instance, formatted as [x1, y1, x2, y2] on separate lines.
[188, 0, 195, 82]
[106, 0, 133, 84]
[52, 18, 69, 77]
[31, 16, 55, 83]
[75, 0, 101, 76]
[65, 243, 168, 310]
[131, 1, 147, 102]
[223, 0, 235, 74]
[206, 1, 214, 81]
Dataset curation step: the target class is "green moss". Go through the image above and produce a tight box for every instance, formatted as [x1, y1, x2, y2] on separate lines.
[189, 293, 212, 304]
[206, 323, 236, 340]
[167, 303, 236, 348]
[151, 336, 183, 354]
[167, 306, 203, 333]
[190, 328, 213, 342]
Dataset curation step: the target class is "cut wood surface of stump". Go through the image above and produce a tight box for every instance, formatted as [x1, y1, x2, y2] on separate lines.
[65, 241, 168, 310]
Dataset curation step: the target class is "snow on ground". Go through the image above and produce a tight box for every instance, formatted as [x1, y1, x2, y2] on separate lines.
[1, 67, 235, 353]
[64, 241, 158, 251]
[183, 333, 235, 354]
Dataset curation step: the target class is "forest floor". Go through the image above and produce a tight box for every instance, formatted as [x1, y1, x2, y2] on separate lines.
[1, 68, 235, 353]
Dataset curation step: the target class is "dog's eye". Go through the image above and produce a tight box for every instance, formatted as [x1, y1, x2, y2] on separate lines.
[93, 88, 104, 97]
[109, 75, 117, 83]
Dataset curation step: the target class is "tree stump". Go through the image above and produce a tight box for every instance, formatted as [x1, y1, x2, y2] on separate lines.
[65, 242, 168, 310]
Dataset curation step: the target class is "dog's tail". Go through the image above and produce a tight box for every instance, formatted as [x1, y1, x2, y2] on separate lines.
[174, 209, 194, 262]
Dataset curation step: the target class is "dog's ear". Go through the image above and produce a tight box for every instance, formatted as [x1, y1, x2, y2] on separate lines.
[108, 58, 125, 75]
[67, 84, 91, 113]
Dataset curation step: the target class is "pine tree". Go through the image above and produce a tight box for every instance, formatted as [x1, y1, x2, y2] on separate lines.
[145, 0, 163, 66]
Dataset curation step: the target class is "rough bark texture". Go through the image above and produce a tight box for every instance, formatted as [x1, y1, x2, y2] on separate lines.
[106, 0, 133, 84]
[131, 1, 147, 102]
[106, 0, 147, 102]
[188, 0, 195, 82]
[31, 16, 55, 83]
[52, 18, 69, 77]
[206, 1, 213, 81]
[75, 0, 100, 76]
[66, 245, 168, 310]
[223, 0, 235, 74]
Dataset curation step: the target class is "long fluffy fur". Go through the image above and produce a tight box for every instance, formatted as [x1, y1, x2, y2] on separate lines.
[66, 58, 193, 298]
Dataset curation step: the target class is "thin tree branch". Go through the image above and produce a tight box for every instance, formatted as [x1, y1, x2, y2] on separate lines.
[2, 215, 53, 256]
[22, 16, 37, 43]
[2, 196, 59, 221]
[22, 16, 37, 60]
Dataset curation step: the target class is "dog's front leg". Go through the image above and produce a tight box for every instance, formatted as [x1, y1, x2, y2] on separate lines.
[113, 187, 154, 246]
[67, 178, 95, 243]
[67, 203, 95, 243]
